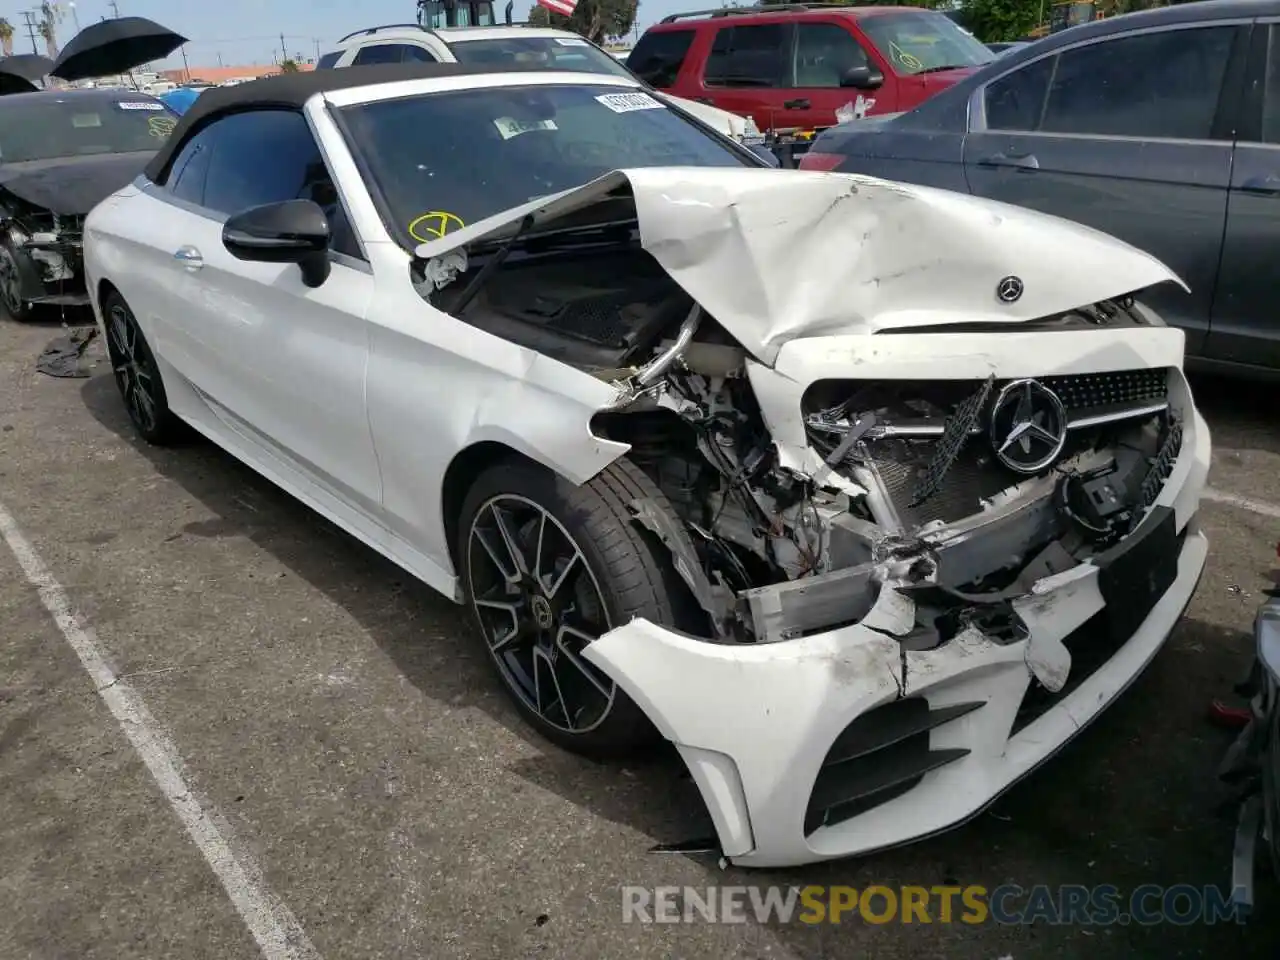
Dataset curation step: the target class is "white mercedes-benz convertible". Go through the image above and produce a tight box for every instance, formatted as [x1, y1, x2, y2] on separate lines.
[83, 61, 1210, 868]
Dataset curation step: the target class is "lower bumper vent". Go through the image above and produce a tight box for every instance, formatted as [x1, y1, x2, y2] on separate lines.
[804, 697, 982, 835]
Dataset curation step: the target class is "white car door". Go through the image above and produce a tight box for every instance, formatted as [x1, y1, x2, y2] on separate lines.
[148, 109, 384, 524]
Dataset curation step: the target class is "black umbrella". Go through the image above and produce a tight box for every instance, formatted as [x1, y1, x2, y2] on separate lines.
[0, 54, 55, 83]
[49, 17, 188, 82]
[0, 74, 40, 96]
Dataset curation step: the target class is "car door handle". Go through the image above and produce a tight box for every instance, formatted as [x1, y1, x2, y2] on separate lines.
[783, 98, 810, 109]
[978, 151, 1040, 171]
[1240, 175, 1280, 195]
[173, 245, 203, 268]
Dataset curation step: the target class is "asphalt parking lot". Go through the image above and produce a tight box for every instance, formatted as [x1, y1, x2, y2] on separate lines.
[2, 310, 1280, 960]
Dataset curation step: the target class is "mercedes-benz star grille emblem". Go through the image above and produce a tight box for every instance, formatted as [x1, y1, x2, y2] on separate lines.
[996, 276, 1024, 303]
[988, 379, 1068, 474]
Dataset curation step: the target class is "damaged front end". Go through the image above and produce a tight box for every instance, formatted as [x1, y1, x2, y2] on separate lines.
[0, 192, 89, 313]
[416, 167, 1211, 866]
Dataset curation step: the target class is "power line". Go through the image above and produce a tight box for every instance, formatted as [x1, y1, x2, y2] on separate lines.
[20, 8, 38, 55]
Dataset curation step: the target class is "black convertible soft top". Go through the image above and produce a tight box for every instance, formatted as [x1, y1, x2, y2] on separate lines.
[144, 61, 571, 184]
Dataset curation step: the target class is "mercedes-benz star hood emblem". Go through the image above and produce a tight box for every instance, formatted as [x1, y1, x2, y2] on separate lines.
[996, 276, 1024, 303]
[989, 379, 1068, 474]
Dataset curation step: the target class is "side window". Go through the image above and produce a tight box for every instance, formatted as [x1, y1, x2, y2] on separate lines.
[1041, 27, 1236, 140]
[199, 110, 360, 258]
[627, 29, 695, 88]
[315, 51, 341, 70]
[704, 24, 790, 87]
[1260, 25, 1280, 143]
[165, 126, 217, 205]
[352, 42, 435, 65]
[793, 23, 870, 88]
[401, 45, 437, 63]
[984, 56, 1054, 132]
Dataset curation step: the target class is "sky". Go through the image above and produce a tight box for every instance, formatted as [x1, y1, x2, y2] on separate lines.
[2, 0, 693, 69]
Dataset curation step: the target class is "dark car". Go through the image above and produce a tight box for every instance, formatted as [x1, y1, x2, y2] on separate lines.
[986, 41, 1031, 56]
[800, 0, 1280, 377]
[0, 89, 178, 320]
[626, 5, 995, 133]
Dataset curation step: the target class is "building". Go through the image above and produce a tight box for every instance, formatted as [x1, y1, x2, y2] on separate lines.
[157, 63, 315, 85]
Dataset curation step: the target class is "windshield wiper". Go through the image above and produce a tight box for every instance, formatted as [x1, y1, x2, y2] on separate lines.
[915, 63, 972, 74]
[450, 211, 535, 315]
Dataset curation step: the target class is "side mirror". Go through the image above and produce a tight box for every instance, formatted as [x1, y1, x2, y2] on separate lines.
[222, 198, 332, 288]
[840, 66, 885, 90]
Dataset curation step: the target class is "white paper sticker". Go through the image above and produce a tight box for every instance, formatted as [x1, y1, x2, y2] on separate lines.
[554, 37, 588, 46]
[594, 92, 664, 114]
[71, 113, 103, 128]
[116, 100, 164, 111]
[492, 116, 558, 140]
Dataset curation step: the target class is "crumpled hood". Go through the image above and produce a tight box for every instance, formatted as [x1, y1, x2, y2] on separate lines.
[416, 166, 1185, 366]
[0, 151, 153, 216]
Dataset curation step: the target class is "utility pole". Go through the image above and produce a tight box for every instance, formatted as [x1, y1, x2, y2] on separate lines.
[180, 44, 190, 82]
[313, 38, 320, 62]
[108, 0, 120, 17]
[279, 32, 288, 63]
[21, 9, 39, 55]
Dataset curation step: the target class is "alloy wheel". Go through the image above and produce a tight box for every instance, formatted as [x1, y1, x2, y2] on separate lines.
[107, 303, 158, 435]
[466, 494, 617, 734]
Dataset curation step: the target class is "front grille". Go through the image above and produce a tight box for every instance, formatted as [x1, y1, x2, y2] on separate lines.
[869, 443, 1016, 528]
[803, 368, 1170, 437]
[805, 697, 982, 835]
[1043, 369, 1168, 425]
[803, 368, 1174, 527]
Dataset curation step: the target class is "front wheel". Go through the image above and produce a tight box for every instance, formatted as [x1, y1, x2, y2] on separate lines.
[458, 458, 694, 759]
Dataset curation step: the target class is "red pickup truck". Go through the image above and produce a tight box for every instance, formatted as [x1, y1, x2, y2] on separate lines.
[626, 4, 994, 134]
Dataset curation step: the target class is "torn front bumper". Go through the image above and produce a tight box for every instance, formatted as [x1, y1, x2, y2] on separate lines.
[584, 404, 1210, 868]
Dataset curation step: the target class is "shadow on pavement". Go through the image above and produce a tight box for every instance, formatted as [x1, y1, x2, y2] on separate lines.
[1190, 372, 1280, 458]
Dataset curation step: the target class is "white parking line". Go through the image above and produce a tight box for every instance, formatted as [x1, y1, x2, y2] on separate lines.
[0, 500, 320, 960]
[1203, 487, 1280, 521]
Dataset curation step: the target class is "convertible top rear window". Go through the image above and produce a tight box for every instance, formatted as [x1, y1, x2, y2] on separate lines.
[338, 83, 750, 247]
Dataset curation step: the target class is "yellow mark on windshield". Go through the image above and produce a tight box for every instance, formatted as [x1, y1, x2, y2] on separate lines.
[408, 211, 466, 243]
[148, 115, 177, 139]
[888, 41, 924, 71]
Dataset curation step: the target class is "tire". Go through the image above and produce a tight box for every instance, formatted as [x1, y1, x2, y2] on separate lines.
[102, 290, 182, 445]
[0, 242, 36, 322]
[458, 456, 696, 759]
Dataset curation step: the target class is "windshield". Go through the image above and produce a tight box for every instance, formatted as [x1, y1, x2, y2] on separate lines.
[0, 97, 177, 163]
[448, 36, 635, 79]
[340, 84, 752, 247]
[860, 12, 995, 75]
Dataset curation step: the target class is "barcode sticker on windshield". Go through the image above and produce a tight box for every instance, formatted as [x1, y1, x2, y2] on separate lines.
[594, 92, 664, 113]
[116, 101, 164, 111]
[554, 37, 588, 46]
